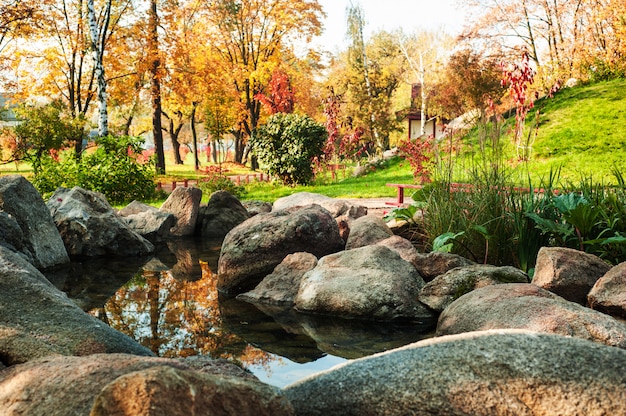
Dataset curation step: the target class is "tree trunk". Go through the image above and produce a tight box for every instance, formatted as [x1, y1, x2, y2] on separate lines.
[163, 111, 184, 164]
[148, 0, 166, 174]
[87, 0, 111, 137]
[190, 103, 199, 170]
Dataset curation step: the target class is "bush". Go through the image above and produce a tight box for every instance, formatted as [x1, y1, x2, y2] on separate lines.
[196, 165, 245, 198]
[32, 135, 157, 205]
[251, 113, 327, 185]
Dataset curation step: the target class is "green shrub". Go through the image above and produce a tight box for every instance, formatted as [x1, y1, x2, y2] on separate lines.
[196, 166, 245, 198]
[251, 113, 327, 185]
[32, 135, 156, 205]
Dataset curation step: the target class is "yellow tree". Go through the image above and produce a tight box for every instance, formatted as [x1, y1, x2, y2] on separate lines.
[205, 0, 324, 164]
[10, 0, 135, 156]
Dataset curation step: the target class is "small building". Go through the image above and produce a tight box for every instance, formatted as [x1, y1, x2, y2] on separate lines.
[405, 84, 447, 140]
[0, 93, 19, 127]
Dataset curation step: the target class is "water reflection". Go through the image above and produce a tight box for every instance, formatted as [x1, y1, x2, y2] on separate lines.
[48, 238, 436, 386]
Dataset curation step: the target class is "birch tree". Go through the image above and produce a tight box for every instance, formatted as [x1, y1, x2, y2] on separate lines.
[396, 29, 452, 136]
[87, 0, 111, 137]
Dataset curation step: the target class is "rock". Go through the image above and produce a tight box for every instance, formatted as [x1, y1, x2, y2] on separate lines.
[294, 245, 434, 322]
[283, 329, 626, 416]
[160, 186, 203, 237]
[374, 235, 420, 269]
[588, 261, 626, 318]
[0, 175, 69, 269]
[119, 201, 176, 243]
[217, 204, 345, 296]
[117, 200, 156, 217]
[47, 187, 154, 257]
[419, 264, 530, 312]
[196, 190, 250, 239]
[242, 200, 273, 216]
[272, 192, 367, 221]
[532, 246, 611, 304]
[0, 247, 152, 365]
[91, 366, 293, 416]
[237, 252, 318, 306]
[436, 283, 626, 349]
[0, 354, 293, 416]
[0, 211, 29, 262]
[412, 251, 475, 282]
[344, 215, 394, 250]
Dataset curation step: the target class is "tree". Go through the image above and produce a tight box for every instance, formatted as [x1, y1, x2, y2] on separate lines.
[331, 29, 405, 153]
[206, 0, 324, 163]
[251, 113, 327, 185]
[87, 0, 112, 137]
[254, 68, 295, 114]
[8, 101, 85, 174]
[148, 0, 166, 174]
[396, 29, 452, 136]
[346, 3, 380, 148]
[429, 48, 504, 152]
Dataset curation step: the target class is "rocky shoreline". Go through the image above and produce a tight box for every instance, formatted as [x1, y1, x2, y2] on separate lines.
[1, 175, 626, 415]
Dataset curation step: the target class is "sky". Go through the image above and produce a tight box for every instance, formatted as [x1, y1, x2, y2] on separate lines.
[313, 0, 468, 53]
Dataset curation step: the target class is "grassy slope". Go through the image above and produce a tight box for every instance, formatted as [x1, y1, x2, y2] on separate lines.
[527, 78, 626, 183]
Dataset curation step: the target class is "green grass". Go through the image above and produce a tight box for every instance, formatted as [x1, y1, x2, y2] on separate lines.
[241, 157, 414, 201]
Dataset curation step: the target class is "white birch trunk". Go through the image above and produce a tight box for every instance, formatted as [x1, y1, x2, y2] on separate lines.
[87, 0, 110, 137]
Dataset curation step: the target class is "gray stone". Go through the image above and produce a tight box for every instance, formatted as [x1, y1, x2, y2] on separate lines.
[160, 186, 203, 237]
[47, 187, 154, 257]
[294, 245, 434, 322]
[344, 215, 394, 250]
[120, 203, 176, 243]
[0, 246, 152, 365]
[419, 264, 530, 312]
[532, 246, 611, 304]
[436, 283, 626, 349]
[588, 261, 626, 319]
[0, 354, 293, 416]
[0, 211, 29, 261]
[117, 200, 156, 217]
[237, 252, 318, 306]
[0, 175, 69, 269]
[197, 190, 250, 239]
[412, 251, 475, 281]
[284, 329, 626, 416]
[242, 200, 273, 216]
[217, 204, 345, 296]
[272, 192, 367, 221]
[374, 235, 420, 270]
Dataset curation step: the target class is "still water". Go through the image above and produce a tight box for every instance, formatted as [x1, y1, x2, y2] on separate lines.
[45, 238, 435, 388]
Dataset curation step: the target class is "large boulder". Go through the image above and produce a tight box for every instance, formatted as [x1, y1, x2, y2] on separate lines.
[374, 235, 420, 269]
[272, 192, 367, 221]
[47, 187, 154, 257]
[412, 251, 475, 282]
[344, 215, 394, 250]
[418, 265, 530, 313]
[160, 186, 203, 237]
[217, 204, 345, 296]
[0, 354, 293, 416]
[532, 246, 611, 304]
[0, 247, 152, 365]
[0, 175, 69, 269]
[588, 261, 626, 319]
[294, 245, 434, 322]
[436, 283, 626, 349]
[196, 190, 251, 239]
[284, 329, 626, 416]
[237, 252, 318, 306]
[118, 200, 176, 243]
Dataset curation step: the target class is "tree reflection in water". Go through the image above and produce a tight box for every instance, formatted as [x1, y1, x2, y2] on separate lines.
[102, 261, 275, 370]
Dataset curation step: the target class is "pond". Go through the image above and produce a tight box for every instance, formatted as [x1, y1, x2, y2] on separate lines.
[45, 238, 435, 388]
